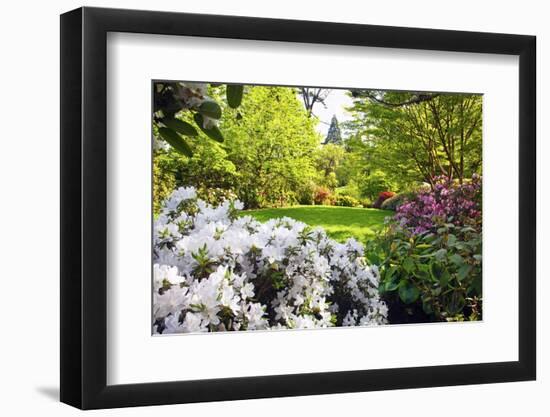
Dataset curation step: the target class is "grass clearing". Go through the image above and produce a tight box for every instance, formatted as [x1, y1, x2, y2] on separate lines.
[241, 205, 393, 243]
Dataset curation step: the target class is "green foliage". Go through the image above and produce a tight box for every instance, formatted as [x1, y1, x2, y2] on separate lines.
[335, 180, 361, 200]
[345, 92, 482, 187]
[198, 100, 222, 119]
[153, 82, 242, 157]
[334, 194, 360, 207]
[153, 154, 177, 215]
[173, 137, 238, 193]
[158, 127, 193, 157]
[313, 144, 345, 189]
[295, 180, 317, 205]
[367, 222, 482, 322]
[193, 113, 224, 143]
[358, 170, 396, 200]
[359, 197, 372, 208]
[221, 86, 320, 208]
[162, 118, 198, 137]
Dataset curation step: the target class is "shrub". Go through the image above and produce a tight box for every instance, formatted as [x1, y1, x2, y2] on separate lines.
[395, 175, 481, 235]
[296, 180, 316, 205]
[195, 187, 237, 206]
[335, 181, 361, 200]
[366, 222, 482, 323]
[380, 192, 412, 211]
[358, 170, 396, 200]
[152, 187, 388, 333]
[313, 186, 333, 205]
[380, 184, 432, 211]
[380, 193, 401, 210]
[334, 195, 360, 207]
[372, 191, 395, 209]
[153, 157, 176, 216]
[359, 197, 372, 208]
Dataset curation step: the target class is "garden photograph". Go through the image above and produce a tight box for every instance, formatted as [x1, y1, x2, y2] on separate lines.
[152, 81, 483, 334]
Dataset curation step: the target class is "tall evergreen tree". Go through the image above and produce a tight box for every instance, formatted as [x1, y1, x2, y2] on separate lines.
[324, 115, 342, 145]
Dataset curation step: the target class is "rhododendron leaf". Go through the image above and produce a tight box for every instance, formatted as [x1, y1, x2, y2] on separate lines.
[158, 127, 193, 157]
[440, 270, 451, 287]
[413, 268, 429, 280]
[416, 243, 432, 249]
[449, 253, 464, 266]
[162, 118, 198, 137]
[198, 100, 222, 119]
[385, 280, 400, 292]
[398, 282, 419, 304]
[382, 266, 399, 292]
[447, 234, 457, 246]
[193, 113, 225, 143]
[430, 262, 443, 280]
[471, 275, 482, 294]
[448, 293, 466, 314]
[402, 257, 415, 273]
[227, 84, 244, 108]
[457, 264, 472, 281]
[422, 299, 434, 315]
[434, 248, 448, 261]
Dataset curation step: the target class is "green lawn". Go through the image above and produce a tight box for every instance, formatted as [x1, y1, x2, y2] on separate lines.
[241, 205, 394, 243]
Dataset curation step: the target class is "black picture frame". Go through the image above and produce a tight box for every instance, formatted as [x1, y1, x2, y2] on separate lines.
[60, 6, 536, 410]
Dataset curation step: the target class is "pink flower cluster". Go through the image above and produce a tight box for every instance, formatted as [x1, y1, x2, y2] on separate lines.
[395, 175, 481, 235]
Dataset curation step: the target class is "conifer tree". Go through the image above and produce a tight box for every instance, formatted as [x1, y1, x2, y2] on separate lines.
[324, 115, 342, 145]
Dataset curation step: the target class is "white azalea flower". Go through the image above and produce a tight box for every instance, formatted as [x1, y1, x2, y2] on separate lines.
[152, 186, 387, 334]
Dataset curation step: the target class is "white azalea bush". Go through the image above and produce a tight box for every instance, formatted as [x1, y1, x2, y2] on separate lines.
[153, 187, 388, 334]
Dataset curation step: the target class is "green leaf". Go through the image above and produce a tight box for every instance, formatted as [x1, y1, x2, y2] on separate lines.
[447, 234, 457, 246]
[440, 270, 451, 287]
[470, 274, 482, 295]
[398, 282, 420, 304]
[434, 248, 447, 261]
[422, 299, 434, 315]
[193, 113, 224, 143]
[402, 257, 415, 273]
[415, 243, 432, 249]
[457, 264, 473, 281]
[158, 127, 193, 157]
[198, 100, 222, 119]
[162, 118, 198, 137]
[448, 292, 466, 315]
[385, 280, 400, 292]
[383, 266, 400, 292]
[227, 84, 244, 108]
[430, 262, 443, 280]
[449, 253, 464, 266]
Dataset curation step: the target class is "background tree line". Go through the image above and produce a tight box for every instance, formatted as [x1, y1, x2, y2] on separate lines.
[153, 84, 482, 213]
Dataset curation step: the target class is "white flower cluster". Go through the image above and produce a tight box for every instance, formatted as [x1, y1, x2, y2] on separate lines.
[153, 187, 388, 334]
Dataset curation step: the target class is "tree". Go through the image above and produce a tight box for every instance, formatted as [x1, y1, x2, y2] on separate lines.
[222, 86, 320, 208]
[299, 88, 330, 118]
[314, 143, 345, 189]
[346, 91, 482, 188]
[324, 115, 343, 145]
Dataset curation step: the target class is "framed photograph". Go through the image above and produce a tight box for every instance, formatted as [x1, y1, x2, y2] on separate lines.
[60, 6, 536, 409]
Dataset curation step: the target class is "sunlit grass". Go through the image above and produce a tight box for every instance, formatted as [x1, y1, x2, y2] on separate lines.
[241, 205, 393, 243]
